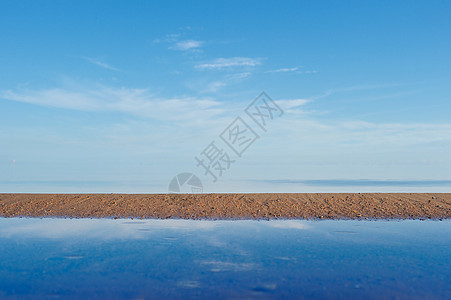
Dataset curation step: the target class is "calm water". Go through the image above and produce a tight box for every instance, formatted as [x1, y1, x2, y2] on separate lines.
[0, 218, 449, 299]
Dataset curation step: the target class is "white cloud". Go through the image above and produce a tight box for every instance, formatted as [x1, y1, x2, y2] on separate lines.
[311, 84, 396, 100]
[299, 70, 318, 74]
[165, 33, 180, 42]
[0, 83, 224, 122]
[266, 67, 299, 73]
[200, 260, 257, 272]
[186, 72, 252, 93]
[0, 219, 221, 240]
[268, 220, 309, 230]
[265, 67, 317, 74]
[249, 116, 451, 181]
[170, 39, 203, 51]
[195, 57, 262, 69]
[272, 118, 451, 150]
[202, 81, 228, 93]
[275, 98, 309, 109]
[82, 57, 120, 71]
[275, 98, 310, 114]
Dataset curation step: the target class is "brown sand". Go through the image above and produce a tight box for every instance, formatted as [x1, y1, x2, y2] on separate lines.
[0, 193, 450, 220]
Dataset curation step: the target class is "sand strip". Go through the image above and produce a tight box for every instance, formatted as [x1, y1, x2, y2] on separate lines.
[0, 193, 450, 220]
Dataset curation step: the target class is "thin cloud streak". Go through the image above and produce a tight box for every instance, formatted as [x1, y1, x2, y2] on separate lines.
[170, 39, 203, 51]
[195, 57, 262, 69]
[266, 67, 299, 73]
[265, 67, 317, 74]
[0, 84, 224, 122]
[185, 72, 252, 93]
[275, 98, 309, 109]
[275, 98, 310, 114]
[82, 57, 121, 71]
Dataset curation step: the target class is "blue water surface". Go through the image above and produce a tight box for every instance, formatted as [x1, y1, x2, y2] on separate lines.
[0, 218, 449, 299]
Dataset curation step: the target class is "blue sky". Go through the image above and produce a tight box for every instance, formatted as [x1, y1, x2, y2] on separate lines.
[1, 1, 450, 192]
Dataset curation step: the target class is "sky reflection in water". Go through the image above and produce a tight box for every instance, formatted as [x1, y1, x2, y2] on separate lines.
[0, 218, 449, 299]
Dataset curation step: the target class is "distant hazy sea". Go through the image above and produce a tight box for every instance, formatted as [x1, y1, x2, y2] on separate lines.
[1, 179, 450, 193]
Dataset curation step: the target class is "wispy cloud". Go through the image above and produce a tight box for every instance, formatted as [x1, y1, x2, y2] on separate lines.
[268, 220, 309, 230]
[0, 219, 220, 240]
[266, 67, 317, 74]
[275, 98, 310, 114]
[195, 57, 262, 69]
[170, 39, 203, 51]
[311, 84, 398, 100]
[266, 67, 299, 73]
[275, 98, 309, 109]
[271, 118, 451, 151]
[299, 70, 318, 74]
[0, 83, 224, 122]
[154, 28, 204, 52]
[200, 260, 257, 272]
[82, 57, 121, 71]
[165, 33, 181, 42]
[186, 72, 252, 93]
